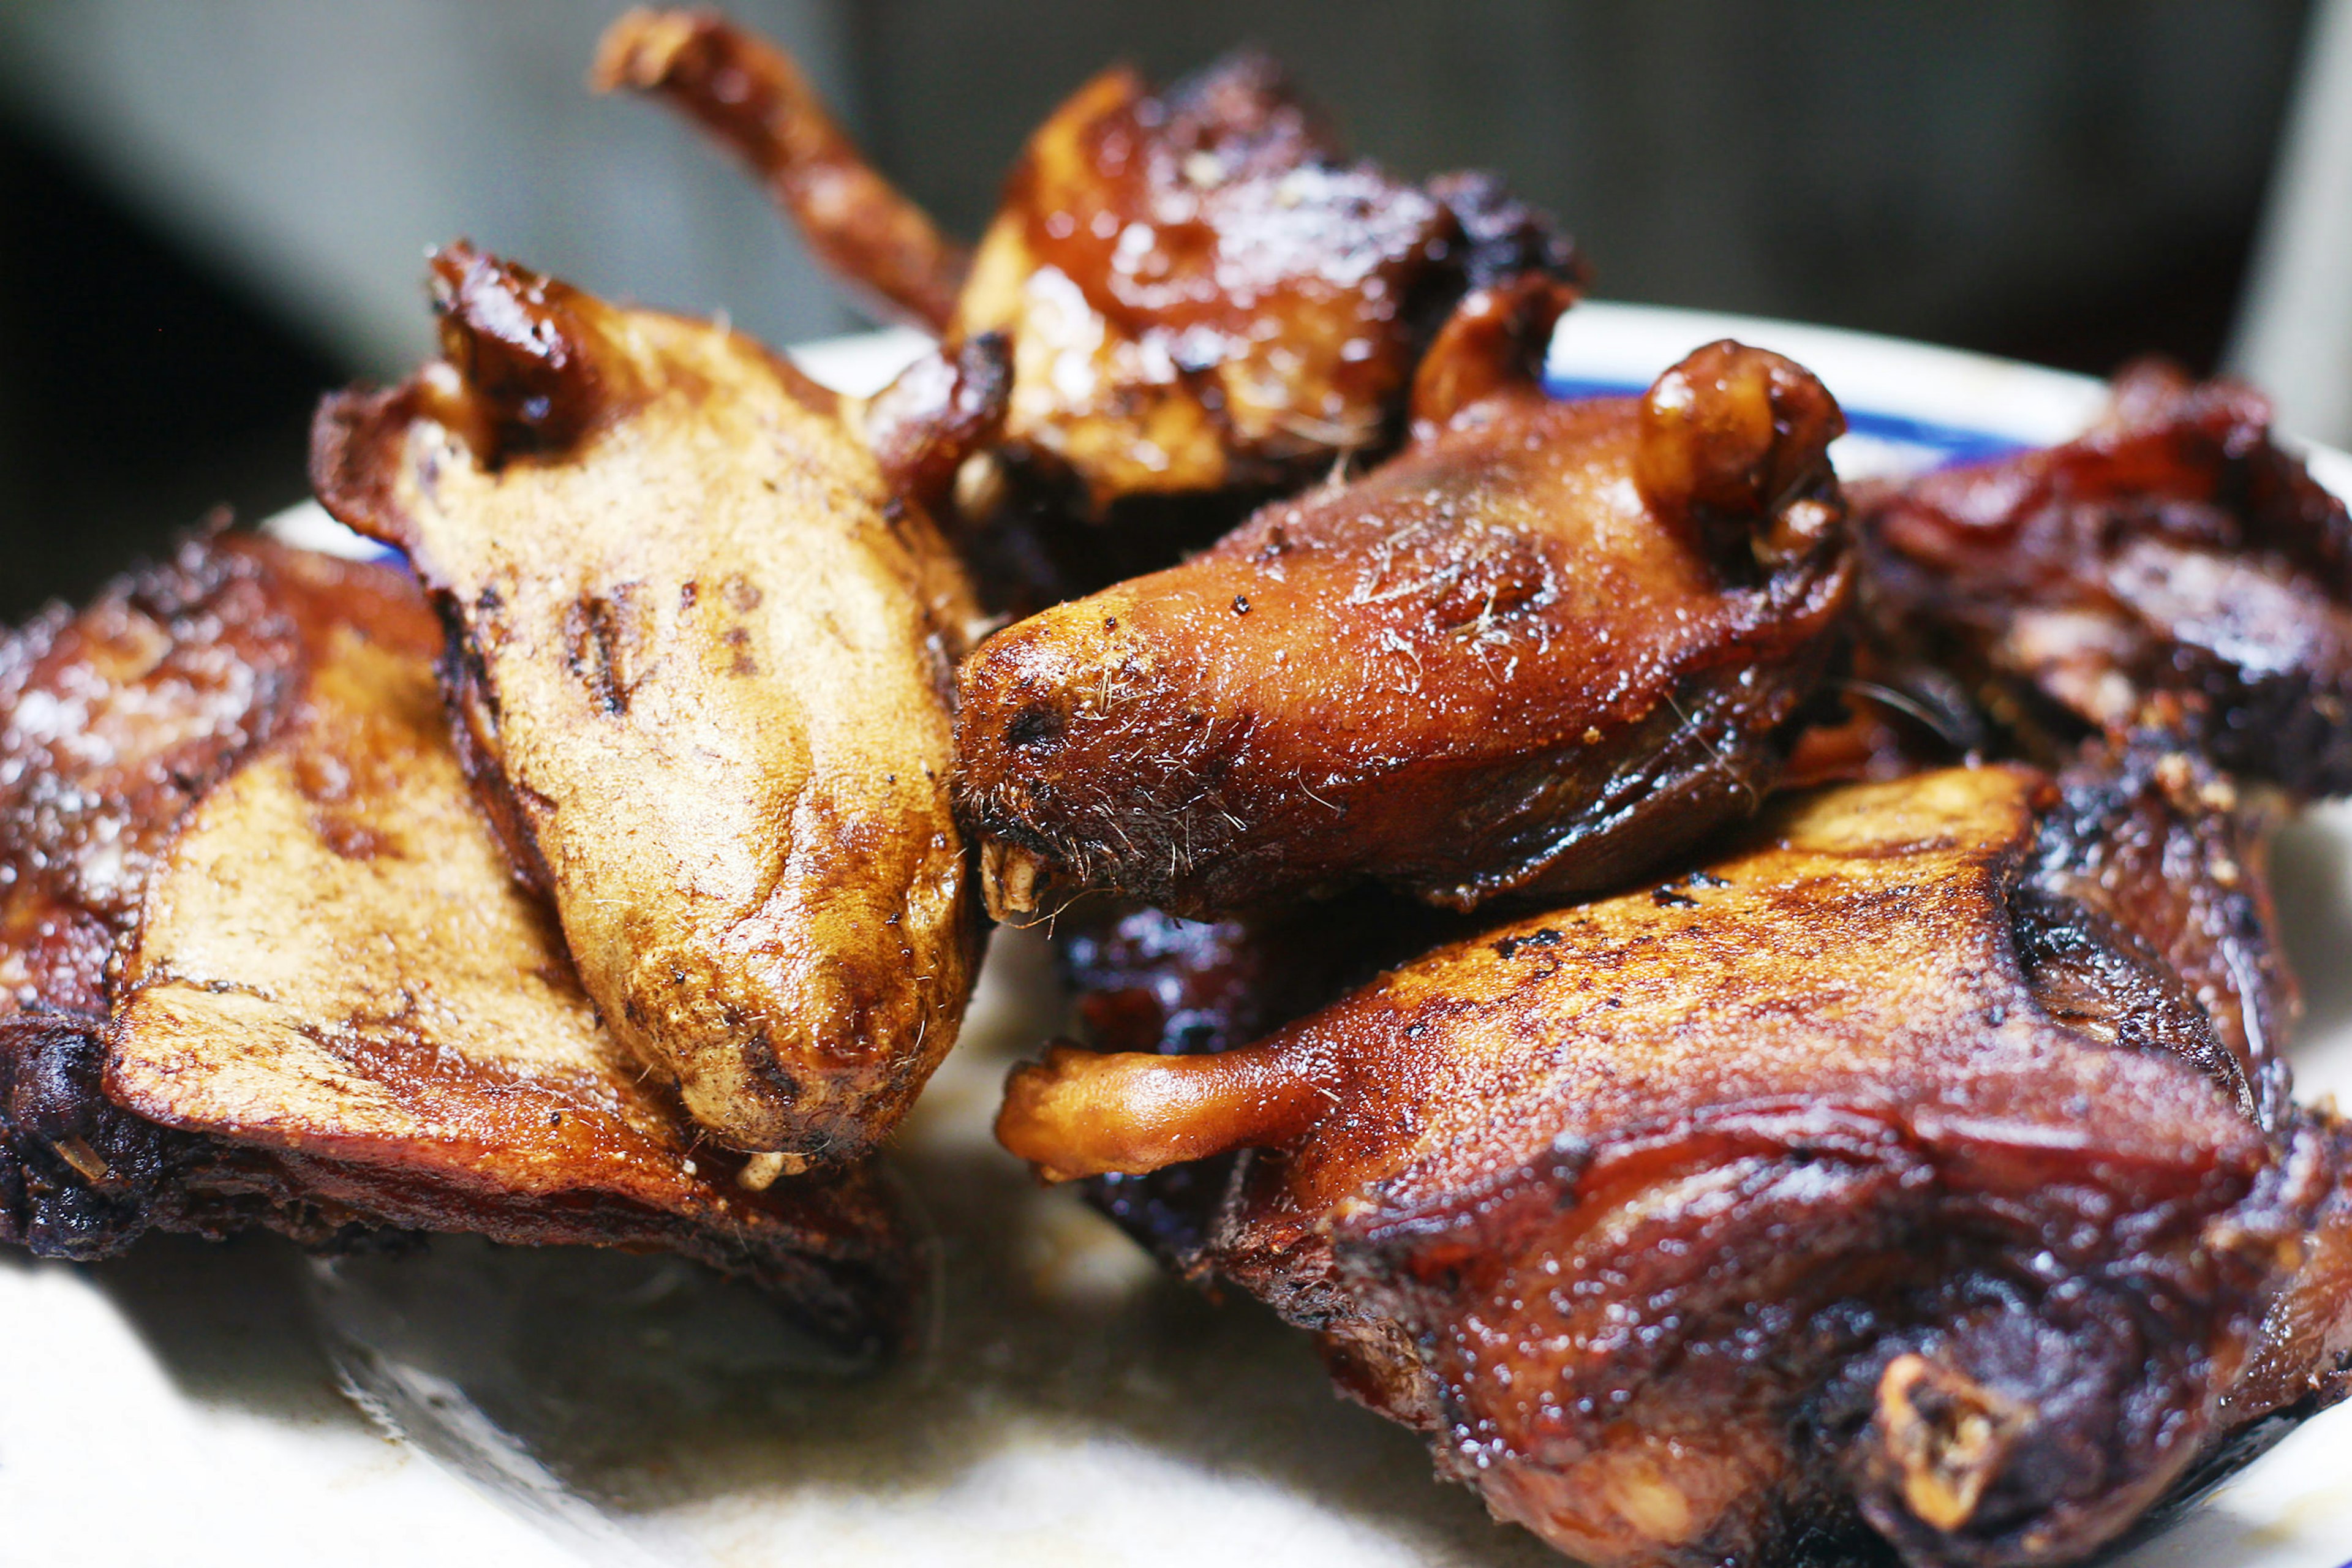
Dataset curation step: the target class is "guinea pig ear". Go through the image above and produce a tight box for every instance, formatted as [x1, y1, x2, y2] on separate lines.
[858, 331, 1012, 518]
[1635, 339, 1848, 575]
[418, 241, 644, 469]
[1407, 272, 1581, 439]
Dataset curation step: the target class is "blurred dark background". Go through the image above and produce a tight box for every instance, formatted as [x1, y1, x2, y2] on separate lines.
[0, 1, 2341, 619]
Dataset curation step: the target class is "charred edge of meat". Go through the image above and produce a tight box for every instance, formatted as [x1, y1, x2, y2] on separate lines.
[431, 594, 562, 902]
[0, 532, 309, 1012]
[2008, 883, 2253, 1116]
[1425, 169, 1592, 296]
[1855, 363, 2352, 797]
[1827, 1111, 2336, 1567]
[0, 1013, 223, 1260]
[315, 386, 562, 902]
[2035, 732, 2299, 1125]
[0, 1008, 916, 1354]
[863, 332, 1013, 519]
[258, 1151, 920, 1359]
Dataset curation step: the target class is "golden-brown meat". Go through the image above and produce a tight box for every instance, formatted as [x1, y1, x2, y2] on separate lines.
[0, 537, 910, 1348]
[600, 13, 1584, 610]
[949, 50, 1574, 513]
[1859, 360, 2352, 796]
[998, 764, 2350, 1567]
[313, 244, 995, 1161]
[957, 318, 1854, 920]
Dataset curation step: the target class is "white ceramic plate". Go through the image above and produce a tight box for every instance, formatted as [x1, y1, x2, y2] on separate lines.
[6, 304, 2350, 1568]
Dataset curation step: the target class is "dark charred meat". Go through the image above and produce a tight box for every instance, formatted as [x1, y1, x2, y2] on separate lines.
[598, 13, 1585, 611]
[1859, 360, 2352, 796]
[998, 764, 2351, 1567]
[0, 536, 911, 1349]
[2029, 734, 2299, 1126]
[957, 318, 1853, 921]
[313, 244, 997, 1163]
[1057, 891, 1465, 1267]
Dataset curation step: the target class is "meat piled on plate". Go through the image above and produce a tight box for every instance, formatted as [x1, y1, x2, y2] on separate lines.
[8, 12, 2350, 1564]
[596, 8, 1585, 609]
[0, 534, 911, 1351]
[1001, 753, 2352, 1568]
[956, 306, 1854, 919]
[314, 245, 1000, 1163]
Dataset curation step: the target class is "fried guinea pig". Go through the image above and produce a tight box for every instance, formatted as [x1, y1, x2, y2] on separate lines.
[596, 10, 1583, 609]
[998, 760, 2350, 1568]
[314, 244, 1005, 1165]
[1858, 360, 2352, 796]
[956, 293, 1853, 921]
[0, 535, 910, 1348]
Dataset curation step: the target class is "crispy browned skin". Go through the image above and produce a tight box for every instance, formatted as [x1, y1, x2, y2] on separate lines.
[957, 325, 1853, 919]
[314, 244, 992, 1160]
[951, 50, 1578, 512]
[593, 8, 971, 331]
[0, 537, 910, 1348]
[998, 765, 2350, 1567]
[1860, 361, 2352, 796]
[606, 18, 1583, 611]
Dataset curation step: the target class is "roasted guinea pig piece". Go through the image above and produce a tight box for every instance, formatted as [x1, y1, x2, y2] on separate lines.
[957, 309, 1854, 921]
[0, 535, 911, 1348]
[1055, 891, 1466, 1267]
[1858, 360, 2352, 796]
[312, 244, 1003, 1163]
[998, 763, 2349, 1568]
[597, 11, 1583, 609]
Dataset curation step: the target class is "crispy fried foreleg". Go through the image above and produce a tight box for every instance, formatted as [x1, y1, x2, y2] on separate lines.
[594, 8, 968, 330]
[998, 1039, 1328, 1183]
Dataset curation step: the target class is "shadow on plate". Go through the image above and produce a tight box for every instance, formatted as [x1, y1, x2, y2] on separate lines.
[76, 1228, 375, 1431]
